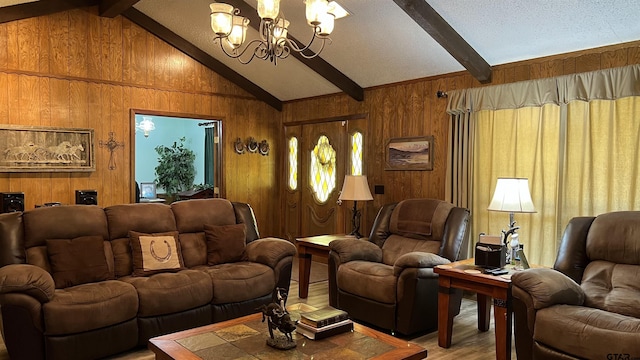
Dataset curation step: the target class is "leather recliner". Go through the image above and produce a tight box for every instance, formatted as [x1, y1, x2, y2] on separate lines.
[328, 198, 470, 335]
[511, 211, 640, 360]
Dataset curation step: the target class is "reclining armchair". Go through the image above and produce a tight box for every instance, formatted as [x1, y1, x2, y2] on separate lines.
[328, 199, 470, 335]
[511, 211, 640, 360]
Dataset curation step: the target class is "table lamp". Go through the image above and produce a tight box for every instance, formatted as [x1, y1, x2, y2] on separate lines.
[487, 177, 536, 245]
[338, 175, 373, 238]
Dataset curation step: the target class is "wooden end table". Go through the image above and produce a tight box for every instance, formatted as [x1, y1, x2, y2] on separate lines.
[434, 258, 518, 360]
[295, 234, 355, 298]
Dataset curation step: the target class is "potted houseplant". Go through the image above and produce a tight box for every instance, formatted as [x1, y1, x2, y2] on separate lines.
[154, 137, 196, 202]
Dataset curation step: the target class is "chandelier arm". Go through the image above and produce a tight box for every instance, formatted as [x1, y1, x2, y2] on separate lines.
[286, 34, 328, 58]
[216, 37, 269, 64]
[296, 38, 327, 59]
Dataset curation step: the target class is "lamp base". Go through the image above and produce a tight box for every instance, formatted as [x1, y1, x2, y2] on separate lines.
[349, 201, 363, 239]
[348, 228, 363, 239]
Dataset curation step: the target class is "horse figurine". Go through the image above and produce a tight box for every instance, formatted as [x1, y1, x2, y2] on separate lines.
[256, 288, 297, 349]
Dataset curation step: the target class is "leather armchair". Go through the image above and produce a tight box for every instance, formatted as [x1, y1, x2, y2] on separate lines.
[511, 212, 640, 360]
[328, 199, 470, 335]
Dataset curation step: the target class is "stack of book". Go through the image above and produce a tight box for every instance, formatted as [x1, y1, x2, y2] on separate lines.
[296, 306, 353, 340]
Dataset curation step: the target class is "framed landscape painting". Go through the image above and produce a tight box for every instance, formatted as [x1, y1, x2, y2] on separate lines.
[385, 136, 434, 171]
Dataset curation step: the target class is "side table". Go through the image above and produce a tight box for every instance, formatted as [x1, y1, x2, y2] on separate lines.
[295, 234, 355, 298]
[434, 258, 516, 360]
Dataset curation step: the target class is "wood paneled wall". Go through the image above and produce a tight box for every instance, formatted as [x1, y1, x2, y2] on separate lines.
[280, 41, 640, 236]
[2, 6, 639, 239]
[0, 7, 281, 236]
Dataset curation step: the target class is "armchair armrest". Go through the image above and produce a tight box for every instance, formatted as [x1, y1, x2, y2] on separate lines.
[329, 239, 382, 264]
[245, 237, 297, 268]
[393, 252, 450, 276]
[0, 264, 55, 303]
[511, 268, 585, 310]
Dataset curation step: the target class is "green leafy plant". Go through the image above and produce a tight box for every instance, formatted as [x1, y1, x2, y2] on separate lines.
[193, 183, 214, 191]
[154, 137, 196, 198]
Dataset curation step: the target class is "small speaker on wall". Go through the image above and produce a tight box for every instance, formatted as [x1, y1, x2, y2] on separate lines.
[1, 192, 25, 213]
[75, 190, 98, 205]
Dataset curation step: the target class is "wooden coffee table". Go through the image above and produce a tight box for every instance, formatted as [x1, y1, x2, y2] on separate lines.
[434, 258, 521, 360]
[149, 303, 427, 360]
[295, 234, 355, 298]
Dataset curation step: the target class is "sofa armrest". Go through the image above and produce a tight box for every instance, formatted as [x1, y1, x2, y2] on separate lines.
[245, 237, 296, 268]
[393, 252, 450, 276]
[511, 268, 585, 310]
[0, 264, 55, 303]
[329, 239, 382, 264]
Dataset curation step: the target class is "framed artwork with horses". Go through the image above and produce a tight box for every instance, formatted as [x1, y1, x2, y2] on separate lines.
[0, 125, 95, 172]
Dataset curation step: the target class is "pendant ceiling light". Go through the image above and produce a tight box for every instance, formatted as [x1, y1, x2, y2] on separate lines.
[210, 0, 348, 65]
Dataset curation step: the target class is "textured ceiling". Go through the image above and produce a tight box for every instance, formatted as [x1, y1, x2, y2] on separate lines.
[134, 0, 640, 102]
[4, 0, 640, 103]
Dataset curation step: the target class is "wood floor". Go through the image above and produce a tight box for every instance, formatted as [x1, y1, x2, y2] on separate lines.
[0, 279, 515, 360]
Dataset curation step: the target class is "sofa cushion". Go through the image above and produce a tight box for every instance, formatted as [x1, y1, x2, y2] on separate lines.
[581, 260, 640, 318]
[534, 304, 640, 359]
[195, 262, 274, 304]
[337, 261, 397, 304]
[204, 224, 247, 265]
[46, 236, 112, 289]
[43, 280, 138, 335]
[179, 232, 208, 268]
[130, 231, 184, 276]
[23, 205, 109, 249]
[119, 270, 212, 317]
[105, 203, 178, 278]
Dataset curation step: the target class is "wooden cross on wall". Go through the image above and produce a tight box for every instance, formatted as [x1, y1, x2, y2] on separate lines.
[99, 132, 125, 170]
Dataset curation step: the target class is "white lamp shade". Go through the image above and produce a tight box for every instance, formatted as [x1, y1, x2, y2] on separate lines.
[488, 178, 536, 213]
[338, 175, 373, 201]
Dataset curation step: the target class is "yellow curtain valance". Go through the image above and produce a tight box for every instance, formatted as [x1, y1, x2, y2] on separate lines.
[446, 64, 640, 113]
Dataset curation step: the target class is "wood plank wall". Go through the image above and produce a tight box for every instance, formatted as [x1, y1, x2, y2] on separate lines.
[0, 7, 281, 236]
[280, 41, 640, 236]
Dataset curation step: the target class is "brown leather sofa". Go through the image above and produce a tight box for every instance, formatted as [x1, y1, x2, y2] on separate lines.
[328, 198, 470, 335]
[0, 198, 296, 360]
[511, 211, 640, 360]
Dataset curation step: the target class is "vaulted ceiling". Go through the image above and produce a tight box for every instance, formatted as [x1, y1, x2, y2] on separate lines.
[2, 0, 640, 111]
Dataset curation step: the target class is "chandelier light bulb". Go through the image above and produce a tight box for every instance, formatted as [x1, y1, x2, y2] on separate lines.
[210, 3, 234, 36]
[318, 12, 334, 36]
[137, 117, 155, 138]
[228, 16, 249, 48]
[273, 18, 289, 43]
[257, 0, 280, 21]
[305, 0, 328, 26]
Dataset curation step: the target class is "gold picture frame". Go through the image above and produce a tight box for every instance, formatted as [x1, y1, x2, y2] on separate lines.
[385, 136, 434, 171]
[0, 125, 95, 172]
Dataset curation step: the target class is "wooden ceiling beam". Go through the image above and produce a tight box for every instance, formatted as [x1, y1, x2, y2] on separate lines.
[99, 0, 140, 18]
[0, 0, 97, 24]
[123, 8, 282, 111]
[224, 0, 364, 101]
[394, 0, 492, 84]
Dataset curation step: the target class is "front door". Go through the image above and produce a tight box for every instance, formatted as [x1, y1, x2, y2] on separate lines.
[282, 117, 367, 240]
[300, 121, 346, 236]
